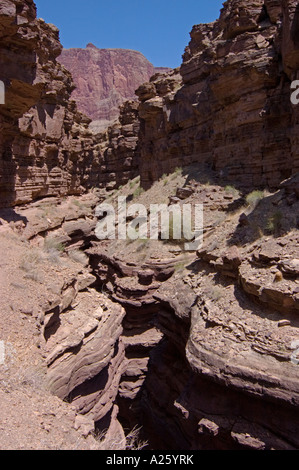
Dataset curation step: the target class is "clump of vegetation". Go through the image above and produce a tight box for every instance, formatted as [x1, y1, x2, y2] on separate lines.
[174, 260, 188, 273]
[127, 177, 142, 195]
[20, 249, 43, 282]
[210, 286, 223, 302]
[225, 185, 239, 197]
[42, 236, 66, 265]
[20, 249, 42, 269]
[170, 167, 183, 180]
[266, 210, 283, 235]
[70, 199, 92, 215]
[133, 186, 145, 199]
[250, 221, 264, 240]
[43, 236, 65, 254]
[125, 426, 148, 451]
[245, 190, 265, 208]
[161, 174, 169, 186]
[95, 425, 148, 451]
[68, 250, 89, 266]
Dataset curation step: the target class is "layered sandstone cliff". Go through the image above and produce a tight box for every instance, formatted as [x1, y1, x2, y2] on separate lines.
[0, 0, 98, 207]
[0, 0, 143, 207]
[136, 0, 299, 191]
[2, 0, 299, 207]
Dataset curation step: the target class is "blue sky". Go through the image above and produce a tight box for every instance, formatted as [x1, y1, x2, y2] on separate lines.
[35, 0, 224, 68]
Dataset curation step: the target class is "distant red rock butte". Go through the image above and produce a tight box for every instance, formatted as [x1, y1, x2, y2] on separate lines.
[58, 44, 171, 125]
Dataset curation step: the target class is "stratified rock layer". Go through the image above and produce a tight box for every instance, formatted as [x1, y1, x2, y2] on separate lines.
[43, 287, 126, 425]
[0, 1, 143, 206]
[0, 0, 98, 207]
[87, 170, 299, 450]
[136, 0, 299, 191]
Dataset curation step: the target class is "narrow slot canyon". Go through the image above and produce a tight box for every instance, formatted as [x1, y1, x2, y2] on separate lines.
[40, 211, 299, 451]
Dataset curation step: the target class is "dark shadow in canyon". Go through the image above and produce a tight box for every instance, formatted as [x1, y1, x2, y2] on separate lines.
[291, 3, 299, 47]
[0, 207, 28, 226]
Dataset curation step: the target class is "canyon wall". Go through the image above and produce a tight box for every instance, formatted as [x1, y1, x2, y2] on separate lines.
[0, 0, 97, 207]
[0, 0, 141, 207]
[5, 152, 299, 450]
[136, 0, 299, 191]
[2, 1, 299, 207]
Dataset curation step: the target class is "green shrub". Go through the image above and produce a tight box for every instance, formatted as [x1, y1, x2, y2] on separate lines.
[266, 210, 283, 235]
[225, 185, 239, 196]
[44, 236, 65, 253]
[245, 190, 265, 208]
[133, 186, 145, 199]
[211, 286, 223, 301]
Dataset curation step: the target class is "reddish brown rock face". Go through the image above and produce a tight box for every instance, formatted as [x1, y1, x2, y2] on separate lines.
[136, 0, 299, 191]
[58, 44, 170, 126]
[0, 0, 97, 207]
[2, 0, 299, 208]
[0, 3, 147, 207]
